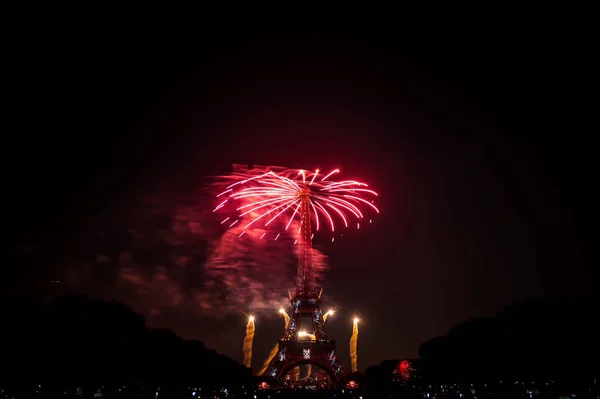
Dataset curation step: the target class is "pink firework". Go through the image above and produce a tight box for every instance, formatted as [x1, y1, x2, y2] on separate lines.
[214, 167, 379, 239]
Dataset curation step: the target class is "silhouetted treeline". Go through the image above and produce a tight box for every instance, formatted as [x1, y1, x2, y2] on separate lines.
[418, 297, 600, 384]
[365, 360, 396, 394]
[0, 295, 252, 391]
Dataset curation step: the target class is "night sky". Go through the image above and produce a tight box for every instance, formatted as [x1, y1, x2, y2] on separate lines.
[7, 27, 596, 371]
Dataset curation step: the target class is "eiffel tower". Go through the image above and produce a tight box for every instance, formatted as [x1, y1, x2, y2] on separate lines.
[264, 187, 346, 382]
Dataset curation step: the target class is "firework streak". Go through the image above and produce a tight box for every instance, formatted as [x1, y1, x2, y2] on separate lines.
[214, 166, 379, 242]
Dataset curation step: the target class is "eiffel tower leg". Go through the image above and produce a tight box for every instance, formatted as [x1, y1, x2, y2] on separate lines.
[263, 344, 287, 379]
[313, 307, 328, 341]
[326, 349, 345, 378]
[283, 300, 301, 340]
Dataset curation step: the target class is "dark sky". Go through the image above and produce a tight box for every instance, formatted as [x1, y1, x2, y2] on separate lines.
[6, 26, 596, 371]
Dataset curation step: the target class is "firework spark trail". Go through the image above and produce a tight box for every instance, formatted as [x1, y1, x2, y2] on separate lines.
[350, 318, 359, 373]
[243, 316, 255, 369]
[206, 165, 377, 313]
[214, 166, 379, 241]
[202, 164, 378, 316]
[200, 166, 331, 315]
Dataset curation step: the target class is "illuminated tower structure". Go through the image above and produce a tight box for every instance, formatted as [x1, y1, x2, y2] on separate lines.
[216, 165, 379, 382]
[264, 187, 346, 382]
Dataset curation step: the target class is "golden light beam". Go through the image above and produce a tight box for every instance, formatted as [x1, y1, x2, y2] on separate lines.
[243, 316, 255, 369]
[323, 309, 334, 322]
[258, 342, 279, 376]
[298, 331, 316, 340]
[350, 317, 359, 372]
[279, 308, 290, 329]
[258, 308, 290, 376]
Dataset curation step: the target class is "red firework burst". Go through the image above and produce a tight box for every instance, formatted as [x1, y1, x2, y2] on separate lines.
[213, 167, 379, 240]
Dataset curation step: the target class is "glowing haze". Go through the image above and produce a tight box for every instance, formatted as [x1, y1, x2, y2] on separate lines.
[60, 163, 379, 350]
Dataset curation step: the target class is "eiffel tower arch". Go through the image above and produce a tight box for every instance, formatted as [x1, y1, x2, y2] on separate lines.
[264, 330, 345, 382]
[263, 188, 346, 382]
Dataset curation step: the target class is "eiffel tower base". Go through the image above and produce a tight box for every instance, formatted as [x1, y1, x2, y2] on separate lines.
[264, 339, 345, 384]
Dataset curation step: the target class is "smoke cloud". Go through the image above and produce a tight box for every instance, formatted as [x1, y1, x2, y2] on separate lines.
[59, 165, 332, 326]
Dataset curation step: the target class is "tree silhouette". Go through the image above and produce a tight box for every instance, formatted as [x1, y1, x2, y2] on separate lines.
[0, 294, 252, 396]
[418, 297, 600, 384]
